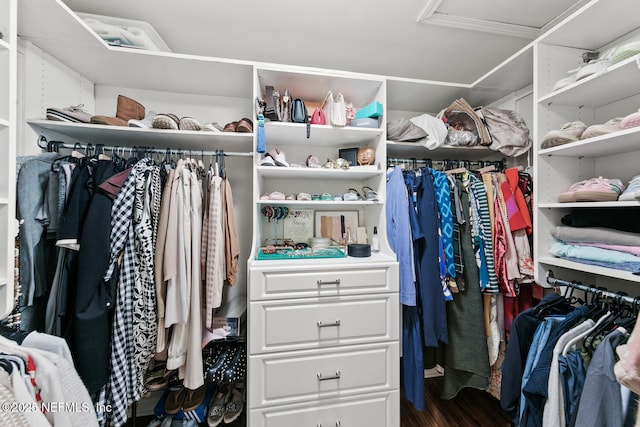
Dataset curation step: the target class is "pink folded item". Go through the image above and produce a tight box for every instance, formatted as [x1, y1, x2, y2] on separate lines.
[621, 109, 640, 130]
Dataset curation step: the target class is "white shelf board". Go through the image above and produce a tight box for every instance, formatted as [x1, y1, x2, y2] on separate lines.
[538, 126, 640, 157]
[0, 39, 9, 51]
[538, 256, 640, 283]
[0, 198, 9, 205]
[249, 251, 398, 267]
[264, 122, 382, 146]
[18, 0, 253, 98]
[539, 201, 640, 208]
[539, 0, 640, 50]
[257, 166, 382, 180]
[386, 142, 501, 161]
[0, 118, 9, 128]
[256, 200, 382, 207]
[0, 278, 6, 287]
[256, 67, 383, 108]
[537, 55, 640, 108]
[27, 119, 253, 152]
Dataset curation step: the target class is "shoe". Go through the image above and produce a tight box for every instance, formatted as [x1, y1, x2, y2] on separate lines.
[581, 117, 623, 139]
[202, 122, 224, 132]
[46, 104, 93, 123]
[91, 95, 145, 126]
[619, 175, 640, 201]
[344, 188, 363, 201]
[235, 118, 253, 133]
[297, 192, 311, 201]
[540, 121, 587, 149]
[221, 346, 246, 383]
[182, 385, 207, 412]
[128, 110, 157, 128]
[362, 186, 379, 201]
[260, 156, 276, 166]
[207, 383, 231, 427]
[574, 58, 610, 81]
[179, 117, 202, 131]
[571, 176, 625, 202]
[164, 387, 187, 415]
[306, 155, 321, 168]
[152, 113, 180, 130]
[621, 110, 640, 130]
[558, 178, 598, 202]
[223, 121, 238, 132]
[222, 381, 245, 424]
[267, 148, 289, 167]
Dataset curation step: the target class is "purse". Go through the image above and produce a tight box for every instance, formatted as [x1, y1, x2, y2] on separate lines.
[330, 92, 347, 127]
[310, 108, 326, 125]
[291, 98, 311, 138]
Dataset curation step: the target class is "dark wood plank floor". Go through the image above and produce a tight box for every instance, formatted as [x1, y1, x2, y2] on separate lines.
[401, 378, 510, 427]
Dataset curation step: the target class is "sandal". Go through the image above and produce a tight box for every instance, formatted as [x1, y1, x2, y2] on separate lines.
[362, 186, 379, 201]
[344, 188, 363, 201]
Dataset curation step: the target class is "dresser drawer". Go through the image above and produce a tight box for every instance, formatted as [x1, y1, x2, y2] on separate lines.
[249, 342, 399, 408]
[249, 390, 400, 427]
[249, 262, 398, 301]
[249, 294, 399, 353]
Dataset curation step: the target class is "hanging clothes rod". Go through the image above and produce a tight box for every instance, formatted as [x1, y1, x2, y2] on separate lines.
[546, 269, 638, 306]
[387, 157, 506, 170]
[37, 136, 253, 158]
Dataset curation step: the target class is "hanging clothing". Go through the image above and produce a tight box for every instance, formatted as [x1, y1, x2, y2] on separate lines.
[100, 158, 159, 427]
[415, 168, 448, 347]
[386, 166, 416, 306]
[441, 177, 490, 399]
[574, 328, 629, 427]
[223, 178, 240, 287]
[71, 159, 119, 394]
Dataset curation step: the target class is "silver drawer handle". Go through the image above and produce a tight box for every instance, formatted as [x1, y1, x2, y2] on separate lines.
[317, 370, 341, 381]
[317, 279, 341, 286]
[317, 422, 341, 427]
[317, 319, 341, 328]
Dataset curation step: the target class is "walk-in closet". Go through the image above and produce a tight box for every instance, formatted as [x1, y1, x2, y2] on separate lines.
[3, 1, 640, 426]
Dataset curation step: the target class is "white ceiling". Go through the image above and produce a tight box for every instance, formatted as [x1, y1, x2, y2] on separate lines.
[61, 0, 585, 84]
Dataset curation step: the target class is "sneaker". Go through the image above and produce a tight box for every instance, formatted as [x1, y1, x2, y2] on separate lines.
[621, 110, 640, 130]
[572, 176, 625, 202]
[619, 175, 640, 201]
[540, 121, 587, 149]
[581, 117, 623, 139]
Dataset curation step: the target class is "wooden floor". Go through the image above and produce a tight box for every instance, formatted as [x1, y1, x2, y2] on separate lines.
[127, 378, 507, 427]
[401, 377, 510, 427]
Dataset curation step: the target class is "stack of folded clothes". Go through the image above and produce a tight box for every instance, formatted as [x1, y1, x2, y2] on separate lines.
[549, 208, 640, 272]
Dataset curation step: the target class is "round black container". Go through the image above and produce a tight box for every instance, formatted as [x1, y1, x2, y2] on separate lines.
[347, 243, 371, 257]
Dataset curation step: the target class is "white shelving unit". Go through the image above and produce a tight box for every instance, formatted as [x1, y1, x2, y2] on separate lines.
[247, 65, 400, 426]
[0, 0, 17, 320]
[533, 0, 640, 287]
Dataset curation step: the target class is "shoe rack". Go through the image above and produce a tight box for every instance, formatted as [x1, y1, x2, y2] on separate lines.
[533, 0, 640, 287]
[0, 0, 17, 320]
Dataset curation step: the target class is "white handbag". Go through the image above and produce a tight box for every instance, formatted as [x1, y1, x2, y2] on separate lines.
[330, 92, 347, 126]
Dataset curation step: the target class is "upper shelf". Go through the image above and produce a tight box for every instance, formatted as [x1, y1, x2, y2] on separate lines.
[264, 122, 382, 147]
[27, 119, 253, 152]
[538, 126, 640, 158]
[18, 0, 253, 98]
[256, 166, 382, 180]
[539, 0, 640, 51]
[0, 39, 9, 51]
[386, 142, 501, 161]
[538, 54, 640, 108]
[256, 67, 384, 109]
